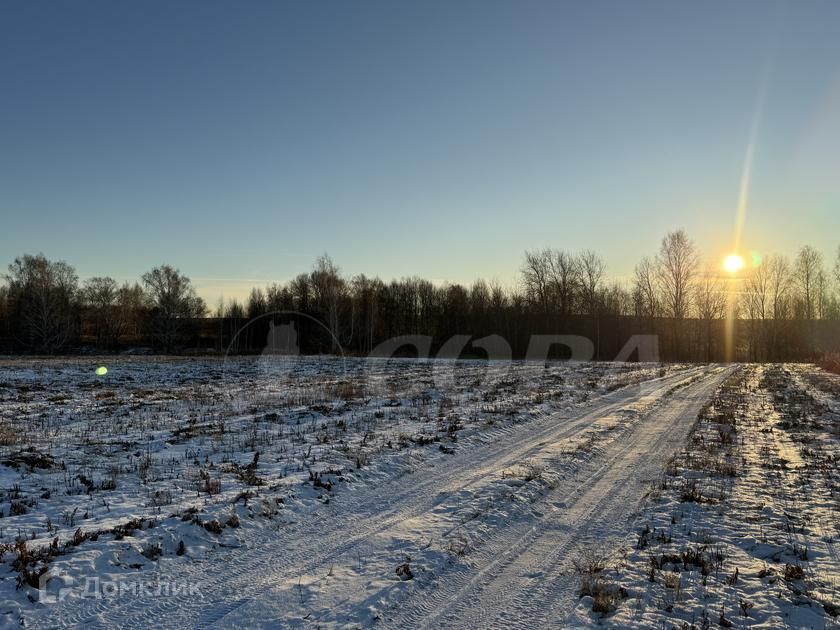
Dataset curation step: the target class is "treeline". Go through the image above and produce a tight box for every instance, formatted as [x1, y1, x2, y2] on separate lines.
[1, 230, 840, 361]
[0, 256, 206, 354]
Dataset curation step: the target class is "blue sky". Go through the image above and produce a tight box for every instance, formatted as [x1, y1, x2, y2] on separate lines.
[2, 0, 839, 303]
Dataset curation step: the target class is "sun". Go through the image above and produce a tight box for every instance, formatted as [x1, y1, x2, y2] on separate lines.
[723, 253, 745, 273]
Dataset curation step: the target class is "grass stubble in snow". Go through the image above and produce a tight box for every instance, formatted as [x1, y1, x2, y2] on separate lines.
[0, 357, 685, 627]
[0, 358, 836, 628]
[570, 365, 840, 629]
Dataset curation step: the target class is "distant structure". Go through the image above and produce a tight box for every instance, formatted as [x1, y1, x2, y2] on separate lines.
[263, 321, 299, 356]
[256, 320, 300, 381]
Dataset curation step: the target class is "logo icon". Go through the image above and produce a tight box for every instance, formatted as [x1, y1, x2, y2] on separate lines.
[38, 567, 75, 604]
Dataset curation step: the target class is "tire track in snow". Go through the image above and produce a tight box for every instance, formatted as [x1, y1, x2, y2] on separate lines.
[384, 368, 731, 629]
[55, 367, 708, 628]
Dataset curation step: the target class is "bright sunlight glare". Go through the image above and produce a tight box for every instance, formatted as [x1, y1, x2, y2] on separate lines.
[723, 254, 745, 273]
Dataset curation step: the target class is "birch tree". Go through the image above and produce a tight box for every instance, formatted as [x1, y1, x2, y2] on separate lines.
[5, 254, 78, 352]
[141, 265, 206, 352]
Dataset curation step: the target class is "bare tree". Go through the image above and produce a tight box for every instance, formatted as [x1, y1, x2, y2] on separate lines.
[141, 265, 206, 352]
[351, 274, 379, 354]
[0, 284, 9, 341]
[246, 287, 267, 320]
[655, 230, 698, 359]
[602, 282, 632, 317]
[743, 262, 770, 360]
[221, 299, 246, 352]
[834, 246, 840, 294]
[547, 250, 581, 321]
[488, 278, 509, 330]
[764, 254, 794, 359]
[633, 256, 659, 321]
[744, 264, 769, 321]
[521, 248, 582, 327]
[115, 283, 146, 342]
[831, 246, 840, 320]
[816, 269, 830, 321]
[696, 268, 727, 361]
[82, 277, 145, 349]
[416, 279, 438, 334]
[579, 250, 605, 355]
[656, 230, 698, 321]
[5, 254, 78, 352]
[488, 279, 508, 310]
[289, 274, 311, 313]
[521, 249, 552, 315]
[83, 277, 118, 349]
[469, 279, 491, 336]
[766, 255, 792, 321]
[579, 250, 605, 316]
[794, 245, 823, 320]
[310, 254, 346, 352]
[260, 282, 288, 313]
[469, 279, 490, 314]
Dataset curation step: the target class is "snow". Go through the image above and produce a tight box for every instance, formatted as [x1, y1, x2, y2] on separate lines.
[569, 365, 840, 629]
[0, 358, 835, 628]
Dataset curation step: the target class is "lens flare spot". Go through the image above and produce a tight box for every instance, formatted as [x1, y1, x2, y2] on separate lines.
[95, 366, 108, 376]
[723, 254, 745, 274]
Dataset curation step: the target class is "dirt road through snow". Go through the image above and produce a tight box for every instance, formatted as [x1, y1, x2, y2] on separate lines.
[55, 366, 730, 628]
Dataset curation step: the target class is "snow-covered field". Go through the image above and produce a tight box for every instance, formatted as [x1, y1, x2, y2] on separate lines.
[0, 357, 835, 628]
[568, 364, 840, 629]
